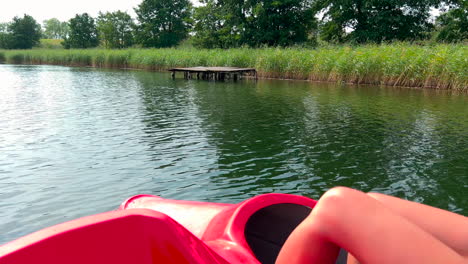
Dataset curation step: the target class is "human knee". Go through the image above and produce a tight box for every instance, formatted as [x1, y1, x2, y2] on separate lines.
[304, 187, 366, 234]
[367, 192, 388, 202]
[319, 187, 365, 210]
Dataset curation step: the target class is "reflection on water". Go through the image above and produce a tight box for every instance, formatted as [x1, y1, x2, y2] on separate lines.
[0, 65, 467, 244]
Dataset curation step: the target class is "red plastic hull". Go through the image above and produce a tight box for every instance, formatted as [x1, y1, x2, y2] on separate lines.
[0, 193, 317, 264]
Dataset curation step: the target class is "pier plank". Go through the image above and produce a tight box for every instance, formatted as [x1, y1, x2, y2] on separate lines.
[169, 67, 257, 81]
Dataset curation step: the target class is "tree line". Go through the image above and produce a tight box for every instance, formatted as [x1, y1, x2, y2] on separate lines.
[0, 0, 466, 50]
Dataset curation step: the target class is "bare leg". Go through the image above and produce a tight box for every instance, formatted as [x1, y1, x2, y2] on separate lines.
[368, 192, 468, 258]
[346, 254, 359, 264]
[276, 187, 466, 264]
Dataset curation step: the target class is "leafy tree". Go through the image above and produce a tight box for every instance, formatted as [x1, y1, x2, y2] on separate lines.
[62, 13, 99, 49]
[192, 0, 241, 48]
[0, 23, 8, 33]
[0, 22, 11, 49]
[315, 0, 441, 43]
[434, 3, 468, 42]
[4, 15, 42, 49]
[243, 0, 317, 47]
[193, 0, 316, 48]
[319, 20, 346, 43]
[97, 11, 135, 49]
[135, 0, 193, 48]
[43, 18, 69, 39]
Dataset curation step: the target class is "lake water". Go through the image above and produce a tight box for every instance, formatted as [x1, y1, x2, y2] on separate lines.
[0, 64, 467, 244]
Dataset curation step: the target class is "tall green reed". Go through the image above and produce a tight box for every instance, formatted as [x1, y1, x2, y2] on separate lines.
[0, 44, 466, 90]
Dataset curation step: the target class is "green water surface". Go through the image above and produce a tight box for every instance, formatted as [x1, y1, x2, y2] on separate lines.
[0, 65, 467, 244]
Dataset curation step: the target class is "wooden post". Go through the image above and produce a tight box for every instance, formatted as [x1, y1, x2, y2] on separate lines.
[171, 71, 175, 79]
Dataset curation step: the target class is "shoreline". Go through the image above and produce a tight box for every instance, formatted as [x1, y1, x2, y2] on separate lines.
[1, 45, 466, 91]
[0, 61, 465, 92]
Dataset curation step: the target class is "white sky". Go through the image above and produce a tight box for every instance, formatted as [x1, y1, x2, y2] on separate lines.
[0, 0, 200, 23]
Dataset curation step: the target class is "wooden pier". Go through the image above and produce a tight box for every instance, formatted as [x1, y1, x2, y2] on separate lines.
[169, 67, 257, 81]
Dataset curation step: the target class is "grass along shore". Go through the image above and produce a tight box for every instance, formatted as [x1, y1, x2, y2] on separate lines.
[0, 44, 466, 91]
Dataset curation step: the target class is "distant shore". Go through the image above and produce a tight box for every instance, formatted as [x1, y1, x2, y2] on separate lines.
[0, 44, 466, 91]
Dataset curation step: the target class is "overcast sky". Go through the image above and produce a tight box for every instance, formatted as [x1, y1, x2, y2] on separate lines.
[0, 0, 200, 23]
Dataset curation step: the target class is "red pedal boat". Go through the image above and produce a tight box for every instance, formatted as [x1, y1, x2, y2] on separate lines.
[0, 193, 320, 264]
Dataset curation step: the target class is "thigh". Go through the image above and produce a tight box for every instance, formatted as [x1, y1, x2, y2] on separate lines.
[368, 192, 468, 257]
[276, 187, 465, 264]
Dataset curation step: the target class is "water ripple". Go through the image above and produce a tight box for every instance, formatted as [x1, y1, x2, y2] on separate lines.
[0, 65, 467, 244]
